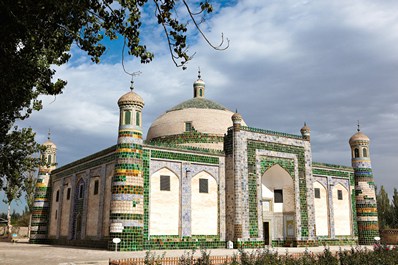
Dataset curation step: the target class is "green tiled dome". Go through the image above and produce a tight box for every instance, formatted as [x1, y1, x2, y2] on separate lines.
[167, 98, 227, 112]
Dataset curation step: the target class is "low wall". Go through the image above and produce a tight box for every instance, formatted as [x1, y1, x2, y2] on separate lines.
[380, 229, 398, 245]
[0, 226, 29, 237]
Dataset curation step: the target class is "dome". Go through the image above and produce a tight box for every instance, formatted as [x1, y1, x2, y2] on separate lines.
[146, 76, 247, 150]
[168, 98, 227, 112]
[118, 91, 144, 107]
[147, 101, 247, 141]
[43, 130, 56, 148]
[146, 78, 247, 149]
[43, 139, 56, 148]
[349, 131, 369, 145]
[193, 78, 205, 87]
[232, 111, 242, 122]
[300, 123, 310, 133]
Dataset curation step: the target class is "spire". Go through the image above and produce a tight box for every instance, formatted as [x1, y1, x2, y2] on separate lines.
[128, 71, 142, 91]
[130, 78, 134, 91]
[47, 129, 51, 140]
[357, 120, 360, 132]
[198, 67, 201, 79]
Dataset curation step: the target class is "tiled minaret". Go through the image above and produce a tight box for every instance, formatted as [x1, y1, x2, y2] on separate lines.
[109, 81, 145, 251]
[30, 131, 57, 243]
[349, 125, 379, 245]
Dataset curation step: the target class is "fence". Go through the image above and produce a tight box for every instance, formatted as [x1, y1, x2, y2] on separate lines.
[380, 229, 398, 245]
[109, 253, 311, 265]
[109, 256, 234, 265]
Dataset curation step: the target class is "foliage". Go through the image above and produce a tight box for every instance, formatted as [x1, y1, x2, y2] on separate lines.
[0, 127, 42, 189]
[0, 127, 43, 234]
[144, 250, 165, 265]
[392, 188, 398, 228]
[24, 170, 37, 213]
[178, 249, 197, 265]
[376, 185, 396, 229]
[195, 248, 212, 265]
[238, 247, 281, 265]
[113, 247, 398, 265]
[0, 0, 227, 140]
[0, 209, 30, 226]
[338, 245, 398, 265]
[235, 246, 398, 265]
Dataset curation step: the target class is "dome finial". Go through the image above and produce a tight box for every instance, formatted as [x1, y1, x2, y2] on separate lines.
[198, 67, 201, 79]
[48, 129, 51, 140]
[129, 71, 142, 91]
[357, 120, 360, 132]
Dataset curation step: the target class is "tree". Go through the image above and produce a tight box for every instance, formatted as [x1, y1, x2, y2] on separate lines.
[24, 170, 37, 238]
[376, 185, 393, 229]
[0, 0, 228, 140]
[3, 181, 23, 235]
[392, 188, 398, 228]
[0, 127, 42, 236]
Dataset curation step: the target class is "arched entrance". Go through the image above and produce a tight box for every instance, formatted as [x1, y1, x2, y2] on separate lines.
[261, 164, 295, 244]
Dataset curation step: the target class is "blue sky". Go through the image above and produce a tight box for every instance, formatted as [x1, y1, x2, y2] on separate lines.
[2, 0, 398, 213]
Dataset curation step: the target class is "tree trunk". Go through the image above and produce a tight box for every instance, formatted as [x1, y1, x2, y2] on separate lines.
[7, 203, 12, 236]
[28, 213, 32, 238]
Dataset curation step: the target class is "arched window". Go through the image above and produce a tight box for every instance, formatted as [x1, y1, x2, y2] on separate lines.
[136, 111, 141, 126]
[199, 89, 203, 97]
[48, 154, 52, 164]
[363, 148, 368, 157]
[354, 148, 360, 158]
[124, 110, 131, 125]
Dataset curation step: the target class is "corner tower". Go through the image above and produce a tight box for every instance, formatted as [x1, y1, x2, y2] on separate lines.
[300, 123, 311, 141]
[30, 131, 57, 243]
[109, 83, 145, 251]
[349, 126, 379, 245]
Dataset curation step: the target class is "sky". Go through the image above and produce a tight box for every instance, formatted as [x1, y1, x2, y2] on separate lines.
[2, 0, 398, 213]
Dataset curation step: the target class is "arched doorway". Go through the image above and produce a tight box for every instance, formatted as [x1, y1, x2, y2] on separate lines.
[261, 164, 295, 244]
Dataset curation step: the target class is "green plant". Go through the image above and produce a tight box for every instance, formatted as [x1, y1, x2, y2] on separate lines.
[144, 250, 165, 265]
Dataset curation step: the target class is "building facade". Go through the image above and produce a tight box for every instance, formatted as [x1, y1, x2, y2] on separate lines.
[30, 76, 379, 250]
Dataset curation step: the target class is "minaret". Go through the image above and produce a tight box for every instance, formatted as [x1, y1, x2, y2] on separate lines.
[30, 130, 57, 243]
[193, 69, 205, 98]
[232, 110, 242, 131]
[231, 110, 247, 241]
[349, 124, 379, 245]
[109, 80, 145, 251]
[300, 122, 311, 141]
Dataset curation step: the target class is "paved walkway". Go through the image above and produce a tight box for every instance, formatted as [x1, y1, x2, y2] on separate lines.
[0, 241, 367, 265]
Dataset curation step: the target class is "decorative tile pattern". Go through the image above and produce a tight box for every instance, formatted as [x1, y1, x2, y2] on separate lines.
[108, 96, 145, 251]
[350, 142, 379, 245]
[30, 169, 51, 243]
[255, 151, 300, 240]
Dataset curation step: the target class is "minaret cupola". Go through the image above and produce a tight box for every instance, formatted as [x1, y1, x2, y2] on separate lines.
[193, 70, 205, 98]
[300, 122, 311, 141]
[41, 130, 57, 172]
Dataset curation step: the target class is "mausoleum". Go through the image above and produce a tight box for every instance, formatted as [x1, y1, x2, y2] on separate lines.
[30, 74, 379, 250]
